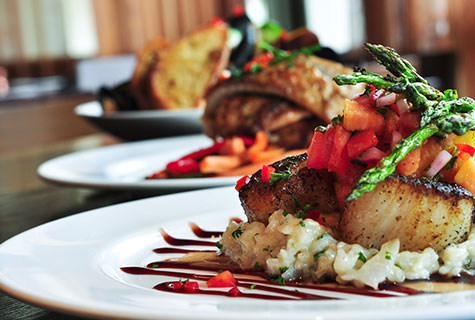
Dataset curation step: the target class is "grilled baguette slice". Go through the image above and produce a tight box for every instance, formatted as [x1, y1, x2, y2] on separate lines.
[150, 24, 230, 109]
[340, 175, 475, 252]
[130, 38, 169, 109]
[239, 153, 339, 226]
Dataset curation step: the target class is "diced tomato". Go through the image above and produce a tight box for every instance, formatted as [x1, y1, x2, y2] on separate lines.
[400, 111, 421, 137]
[227, 286, 241, 297]
[261, 165, 275, 182]
[347, 129, 378, 158]
[146, 170, 168, 179]
[307, 127, 335, 169]
[169, 282, 183, 290]
[166, 158, 200, 174]
[182, 141, 226, 160]
[384, 110, 400, 140]
[328, 124, 351, 174]
[454, 157, 475, 195]
[235, 175, 251, 191]
[390, 103, 400, 116]
[206, 270, 237, 288]
[343, 99, 385, 134]
[396, 147, 421, 176]
[210, 17, 225, 27]
[353, 85, 377, 107]
[232, 4, 245, 17]
[183, 281, 200, 293]
[456, 144, 475, 157]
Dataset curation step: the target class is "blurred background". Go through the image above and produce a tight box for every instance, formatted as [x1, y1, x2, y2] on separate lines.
[1, 0, 475, 151]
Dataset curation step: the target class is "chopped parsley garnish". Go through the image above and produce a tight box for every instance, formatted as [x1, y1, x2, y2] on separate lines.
[317, 233, 328, 240]
[377, 107, 388, 115]
[331, 114, 343, 124]
[464, 264, 473, 270]
[279, 266, 289, 274]
[299, 221, 306, 227]
[232, 226, 243, 239]
[292, 197, 301, 208]
[269, 168, 292, 183]
[296, 210, 306, 219]
[215, 241, 223, 249]
[313, 248, 327, 260]
[358, 252, 367, 263]
[315, 126, 327, 133]
[360, 84, 373, 97]
[217, 269, 224, 274]
[150, 264, 159, 268]
[263, 246, 270, 252]
[385, 251, 392, 260]
[395, 263, 403, 270]
[282, 210, 289, 217]
[253, 262, 261, 269]
[250, 284, 257, 290]
[271, 276, 286, 286]
[249, 63, 263, 74]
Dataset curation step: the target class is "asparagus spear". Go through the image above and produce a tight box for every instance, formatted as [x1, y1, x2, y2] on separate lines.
[333, 43, 475, 201]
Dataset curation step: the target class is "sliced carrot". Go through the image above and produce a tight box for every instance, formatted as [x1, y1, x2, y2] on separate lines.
[219, 137, 246, 156]
[343, 99, 385, 134]
[454, 157, 475, 195]
[249, 147, 285, 163]
[247, 131, 268, 161]
[396, 147, 421, 176]
[200, 155, 242, 174]
[216, 149, 306, 177]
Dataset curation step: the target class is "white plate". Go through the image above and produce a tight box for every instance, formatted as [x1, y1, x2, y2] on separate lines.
[38, 134, 238, 191]
[1, 187, 475, 320]
[75, 101, 203, 141]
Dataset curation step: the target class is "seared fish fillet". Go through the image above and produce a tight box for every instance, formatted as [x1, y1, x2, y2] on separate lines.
[239, 154, 339, 225]
[340, 175, 475, 252]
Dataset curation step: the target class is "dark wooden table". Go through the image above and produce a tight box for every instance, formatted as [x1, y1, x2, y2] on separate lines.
[0, 95, 161, 319]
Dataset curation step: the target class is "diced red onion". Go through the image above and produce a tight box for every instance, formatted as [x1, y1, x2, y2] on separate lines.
[391, 131, 403, 149]
[424, 150, 453, 178]
[396, 98, 410, 115]
[371, 89, 385, 102]
[376, 92, 396, 107]
[358, 147, 387, 163]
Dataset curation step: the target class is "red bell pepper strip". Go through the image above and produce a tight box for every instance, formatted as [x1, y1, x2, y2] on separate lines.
[181, 140, 226, 160]
[166, 158, 200, 174]
[328, 124, 351, 175]
[456, 144, 475, 157]
[206, 270, 237, 288]
[261, 165, 275, 182]
[307, 126, 335, 170]
[235, 175, 251, 191]
[347, 129, 378, 158]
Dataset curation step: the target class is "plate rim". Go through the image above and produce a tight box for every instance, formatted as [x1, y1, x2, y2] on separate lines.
[74, 101, 203, 120]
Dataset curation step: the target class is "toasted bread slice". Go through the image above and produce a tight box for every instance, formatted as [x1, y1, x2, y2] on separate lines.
[131, 38, 169, 109]
[150, 24, 230, 109]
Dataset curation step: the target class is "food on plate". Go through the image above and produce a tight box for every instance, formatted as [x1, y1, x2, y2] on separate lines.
[218, 44, 475, 289]
[202, 45, 362, 149]
[146, 131, 306, 179]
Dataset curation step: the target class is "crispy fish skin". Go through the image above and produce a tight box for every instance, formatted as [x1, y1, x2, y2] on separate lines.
[239, 153, 339, 225]
[340, 175, 475, 252]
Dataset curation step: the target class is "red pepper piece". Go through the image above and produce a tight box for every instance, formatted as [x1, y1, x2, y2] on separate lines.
[456, 144, 475, 157]
[169, 282, 183, 290]
[146, 170, 168, 180]
[181, 141, 225, 160]
[328, 124, 351, 175]
[227, 286, 241, 297]
[232, 4, 244, 17]
[166, 158, 200, 174]
[347, 129, 378, 158]
[306, 209, 321, 221]
[210, 17, 225, 27]
[183, 281, 199, 293]
[307, 126, 335, 170]
[261, 165, 275, 182]
[235, 175, 250, 191]
[206, 270, 237, 288]
[240, 136, 255, 147]
[390, 103, 400, 116]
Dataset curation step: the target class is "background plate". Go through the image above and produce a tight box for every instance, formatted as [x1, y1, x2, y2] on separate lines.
[37, 134, 238, 192]
[75, 101, 203, 141]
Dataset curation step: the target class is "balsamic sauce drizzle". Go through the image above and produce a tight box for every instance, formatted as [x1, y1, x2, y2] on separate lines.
[121, 218, 428, 300]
